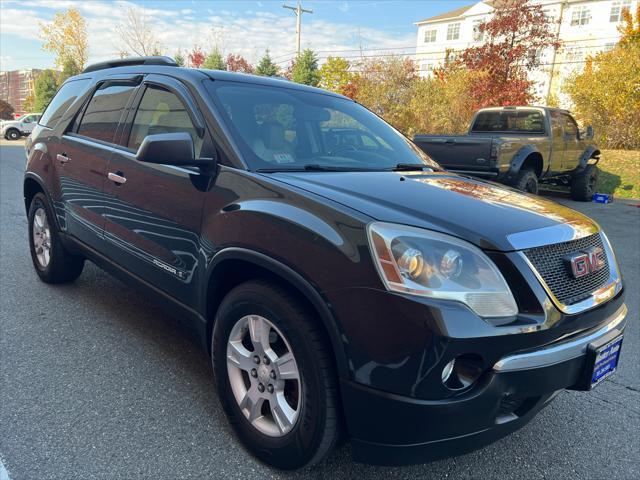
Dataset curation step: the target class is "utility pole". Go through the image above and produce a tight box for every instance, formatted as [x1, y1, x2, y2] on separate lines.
[546, 1, 567, 105]
[283, 1, 313, 57]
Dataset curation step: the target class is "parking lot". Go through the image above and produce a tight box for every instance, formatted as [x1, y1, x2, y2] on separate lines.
[1, 140, 638, 479]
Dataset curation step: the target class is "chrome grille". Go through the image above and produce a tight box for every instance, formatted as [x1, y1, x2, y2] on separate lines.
[524, 233, 610, 306]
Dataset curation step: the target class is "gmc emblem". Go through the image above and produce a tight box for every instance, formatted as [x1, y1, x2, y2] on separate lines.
[565, 247, 606, 278]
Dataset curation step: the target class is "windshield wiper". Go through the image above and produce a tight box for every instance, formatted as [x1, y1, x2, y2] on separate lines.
[256, 164, 383, 173]
[389, 163, 432, 172]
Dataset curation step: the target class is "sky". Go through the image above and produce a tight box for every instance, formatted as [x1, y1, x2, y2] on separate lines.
[0, 0, 472, 71]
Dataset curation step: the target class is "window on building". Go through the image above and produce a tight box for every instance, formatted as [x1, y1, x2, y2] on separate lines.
[424, 29, 437, 43]
[420, 62, 436, 72]
[127, 85, 204, 156]
[446, 23, 460, 41]
[76, 84, 136, 144]
[610, 0, 632, 22]
[570, 6, 591, 26]
[472, 19, 484, 42]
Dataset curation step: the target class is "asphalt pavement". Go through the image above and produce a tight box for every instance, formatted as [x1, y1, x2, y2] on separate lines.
[1, 141, 639, 479]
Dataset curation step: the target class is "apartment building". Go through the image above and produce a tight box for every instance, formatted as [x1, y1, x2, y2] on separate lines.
[0, 69, 42, 115]
[414, 0, 636, 106]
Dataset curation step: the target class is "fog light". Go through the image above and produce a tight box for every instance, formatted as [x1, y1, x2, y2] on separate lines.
[441, 359, 455, 383]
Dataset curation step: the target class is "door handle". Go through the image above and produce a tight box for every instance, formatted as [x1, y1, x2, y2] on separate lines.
[57, 153, 70, 164]
[108, 172, 127, 185]
[445, 139, 455, 145]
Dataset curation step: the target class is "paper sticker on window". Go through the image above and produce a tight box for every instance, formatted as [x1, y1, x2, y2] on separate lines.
[273, 153, 294, 163]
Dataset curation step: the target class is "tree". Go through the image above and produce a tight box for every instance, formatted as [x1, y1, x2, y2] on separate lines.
[59, 56, 81, 83]
[174, 50, 186, 67]
[33, 70, 59, 113]
[291, 49, 320, 86]
[350, 56, 417, 131]
[0, 99, 14, 120]
[188, 46, 205, 68]
[456, 0, 560, 106]
[115, 6, 162, 57]
[565, 5, 640, 149]
[226, 53, 253, 73]
[255, 50, 279, 76]
[202, 48, 226, 70]
[39, 8, 88, 70]
[318, 56, 353, 95]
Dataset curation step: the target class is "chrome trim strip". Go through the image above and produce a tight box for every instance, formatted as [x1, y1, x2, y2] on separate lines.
[493, 304, 627, 372]
[518, 231, 622, 314]
[507, 222, 599, 251]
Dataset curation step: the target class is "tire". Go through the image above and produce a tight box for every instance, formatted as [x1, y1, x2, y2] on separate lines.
[212, 280, 340, 470]
[5, 128, 20, 140]
[28, 192, 84, 283]
[512, 168, 539, 194]
[570, 164, 599, 201]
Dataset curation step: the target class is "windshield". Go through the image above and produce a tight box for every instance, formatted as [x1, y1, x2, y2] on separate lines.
[206, 80, 439, 171]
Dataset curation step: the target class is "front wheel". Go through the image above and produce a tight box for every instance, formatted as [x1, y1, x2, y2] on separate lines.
[212, 280, 340, 470]
[5, 129, 20, 140]
[570, 164, 599, 201]
[28, 192, 84, 283]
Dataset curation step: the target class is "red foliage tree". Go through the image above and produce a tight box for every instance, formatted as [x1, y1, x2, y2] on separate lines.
[457, 0, 560, 107]
[226, 53, 253, 73]
[188, 46, 205, 68]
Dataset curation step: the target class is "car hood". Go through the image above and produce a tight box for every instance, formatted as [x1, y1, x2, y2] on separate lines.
[269, 170, 598, 251]
[1, 120, 19, 127]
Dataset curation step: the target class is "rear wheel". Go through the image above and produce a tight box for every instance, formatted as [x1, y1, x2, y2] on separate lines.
[570, 164, 599, 201]
[5, 128, 20, 140]
[28, 193, 84, 283]
[212, 280, 340, 470]
[512, 168, 539, 194]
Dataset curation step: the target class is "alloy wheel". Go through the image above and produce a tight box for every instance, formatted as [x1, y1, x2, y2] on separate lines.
[226, 315, 301, 437]
[32, 207, 51, 268]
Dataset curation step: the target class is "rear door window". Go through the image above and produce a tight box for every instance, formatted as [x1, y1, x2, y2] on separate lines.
[38, 79, 90, 128]
[472, 110, 545, 133]
[76, 84, 137, 144]
[126, 85, 204, 156]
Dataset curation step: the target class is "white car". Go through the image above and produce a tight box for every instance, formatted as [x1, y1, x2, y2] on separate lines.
[1, 113, 42, 140]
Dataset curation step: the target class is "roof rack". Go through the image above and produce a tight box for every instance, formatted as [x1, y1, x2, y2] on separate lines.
[82, 56, 178, 74]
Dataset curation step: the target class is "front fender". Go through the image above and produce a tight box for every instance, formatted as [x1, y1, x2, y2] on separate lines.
[578, 146, 600, 170]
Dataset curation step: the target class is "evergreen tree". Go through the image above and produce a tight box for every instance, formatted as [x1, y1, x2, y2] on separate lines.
[33, 70, 59, 112]
[202, 48, 226, 70]
[291, 49, 320, 86]
[255, 49, 279, 76]
[174, 50, 186, 67]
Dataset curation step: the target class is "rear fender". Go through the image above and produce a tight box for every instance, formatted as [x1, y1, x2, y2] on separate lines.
[507, 145, 543, 178]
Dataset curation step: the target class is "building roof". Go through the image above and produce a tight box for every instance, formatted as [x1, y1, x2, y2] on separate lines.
[415, 3, 475, 25]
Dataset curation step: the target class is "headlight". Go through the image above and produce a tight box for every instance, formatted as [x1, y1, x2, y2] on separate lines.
[367, 222, 518, 318]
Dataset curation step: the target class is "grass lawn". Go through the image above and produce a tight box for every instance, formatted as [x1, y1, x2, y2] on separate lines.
[598, 150, 640, 199]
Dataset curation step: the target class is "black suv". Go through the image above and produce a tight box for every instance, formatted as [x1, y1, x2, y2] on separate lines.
[24, 57, 627, 469]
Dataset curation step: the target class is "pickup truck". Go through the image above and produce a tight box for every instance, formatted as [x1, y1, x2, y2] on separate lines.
[1, 113, 42, 140]
[413, 106, 600, 201]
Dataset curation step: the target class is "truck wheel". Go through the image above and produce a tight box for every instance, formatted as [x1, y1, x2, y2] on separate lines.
[28, 192, 85, 283]
[212, 280, 340, 469]
[570, 164, 599, 201]
[512, 168, 539, 194]
[5, 128, 20, 140]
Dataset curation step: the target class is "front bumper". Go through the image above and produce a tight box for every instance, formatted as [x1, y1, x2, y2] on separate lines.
[341, 303, 627, 466]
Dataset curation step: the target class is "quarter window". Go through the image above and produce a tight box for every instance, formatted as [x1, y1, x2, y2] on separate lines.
[77, 84, 136, 144]
[127, 86, 204, 156]
[446, 23, 460, 41]
[610, 0, 631, 22]
[424, 29, 437, 43]
[570, 6, 591, 26]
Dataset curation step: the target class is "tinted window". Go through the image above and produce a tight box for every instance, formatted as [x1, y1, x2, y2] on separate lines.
[38, 79, 89, 128]
[562, 114, 578, 137]
[207, 81, 439, 171]
[77, 84, 136, 144]
[472, 110, 545, 133]
[127, 86, 203, 155]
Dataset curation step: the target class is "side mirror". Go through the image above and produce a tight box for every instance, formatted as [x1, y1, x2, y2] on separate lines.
[136, 132, 210, 167]
[585, 125, 594, 140]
